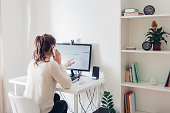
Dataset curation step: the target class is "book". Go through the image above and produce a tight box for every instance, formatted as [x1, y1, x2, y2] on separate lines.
[131, 63, 139, 83]
[134, 92, 136, 111]
[126, 47, 136, 50]
[125, 91, 137, 113]
[124, 91, 134, 113]
[125, 70, 130, 82]
[126, 94, 130, 113]
[134, 63, 139, 83]
[129, 93, 136, 113]
[124, 8, 138, 13]
[131, 64, 136, 83]
[124, 94, 127, 113]
[124, 12, 139, 14]
[165, 71, 170, 87]
[124, 12, 144, 16]
[168, 75, 170, 87]
[124, 13, 144, 16]
[129, 67, 133, 82]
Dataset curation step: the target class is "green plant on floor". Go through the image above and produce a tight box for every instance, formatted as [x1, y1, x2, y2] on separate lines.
[101, 91, 116, 113]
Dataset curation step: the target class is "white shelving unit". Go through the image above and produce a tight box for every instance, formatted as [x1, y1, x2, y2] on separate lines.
[121, 14, 170, 19]
[121, 49, 170, 54]
[121, 0, 170, 113]
[135, 111, 152, 113]
[121, 82, 170, 93]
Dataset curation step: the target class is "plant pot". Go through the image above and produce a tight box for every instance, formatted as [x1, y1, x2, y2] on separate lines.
[93, 107, 109, 113]
[153, 42, 161, 51]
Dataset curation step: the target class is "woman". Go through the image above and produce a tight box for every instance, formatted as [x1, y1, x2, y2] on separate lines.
[24, 34, 73, 113]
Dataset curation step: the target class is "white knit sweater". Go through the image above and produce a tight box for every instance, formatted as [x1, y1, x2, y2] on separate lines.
[23, 60, 72, 113]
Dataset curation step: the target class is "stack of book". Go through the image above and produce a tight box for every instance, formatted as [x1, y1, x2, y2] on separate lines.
[125, 63, 139, 83]
[123, 8, 143, 16]
[126, 47, 136, 50]
[124, 91, 136, 113]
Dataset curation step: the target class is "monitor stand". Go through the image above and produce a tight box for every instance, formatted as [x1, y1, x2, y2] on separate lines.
[69, 70, 80, 83]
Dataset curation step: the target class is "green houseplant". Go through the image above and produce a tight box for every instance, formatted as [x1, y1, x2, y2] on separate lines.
[145, 20, 170, 50]
[101, 91, 116, 113]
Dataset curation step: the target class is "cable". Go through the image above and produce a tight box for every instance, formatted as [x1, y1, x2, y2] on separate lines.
[79, 94, 86, 113]
[59, 85, 101, 113]
[59, 92, 74, 113]
[79, 87, 97, 113]
[91, 88, 97, 109]
[86, 88, 96, 111]
[86, 90, 94, 112]
[74, 70, 78, 75]
[86, 91, 93, 111]
[88, 88, 97, 111]
[86, 89, 97, 111]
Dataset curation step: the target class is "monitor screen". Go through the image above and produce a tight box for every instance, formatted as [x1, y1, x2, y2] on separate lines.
[55, 43, 92, 71]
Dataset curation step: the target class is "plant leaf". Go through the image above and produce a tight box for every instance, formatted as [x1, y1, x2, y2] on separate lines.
[166, 33, 170, 35]
[149, 28, 155, 33]
[157, 27, 163, 33]
[145, 36, 153, 42]
[101, 101, 107, 105]
[108, 99, 113, 103]
[161, 37, 167, 44]
[160, 31, 167, 36]
[109, 105, 113, 109]
[103, 94, 108, 98]
[104, 91, 108, 94]
[104, 91, 110, 97]
[147, 32, 154, 36]
[145, 33, 152, 37]
[108, 102, 113, 107]
[110, 108, 116, 113]
[102, 105, 107, 108]
[102, 97, 107, 102]
[108, 95, 113, 99]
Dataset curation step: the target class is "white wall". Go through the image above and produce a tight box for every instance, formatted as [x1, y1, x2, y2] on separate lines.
[1, 0, 28, 112]
[2, 0, 121, 112]
[28, 0, 121, 112]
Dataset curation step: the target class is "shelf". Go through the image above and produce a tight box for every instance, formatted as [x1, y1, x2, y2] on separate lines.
[121, 82, 170, 92]
[121, 49, 170, 54]
[121, 14, 170, 19]
[135, 111, 153, 113]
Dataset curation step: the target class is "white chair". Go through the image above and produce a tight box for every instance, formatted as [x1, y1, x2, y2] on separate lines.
[8, 92, 40, 113]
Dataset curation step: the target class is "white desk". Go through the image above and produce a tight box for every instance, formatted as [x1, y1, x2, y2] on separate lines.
[9, 76, 105, 113]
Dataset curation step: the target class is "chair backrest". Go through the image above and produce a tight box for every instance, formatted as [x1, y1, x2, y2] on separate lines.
[8, 92, 40, 113]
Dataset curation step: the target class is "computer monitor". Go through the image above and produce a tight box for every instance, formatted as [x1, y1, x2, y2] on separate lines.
[55, 43, 92, 73]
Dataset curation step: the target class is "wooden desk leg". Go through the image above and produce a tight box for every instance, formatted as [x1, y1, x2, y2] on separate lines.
[74, 95, 78, 113]
[97, 85, 101, 108]
[97, 84, 104, 108]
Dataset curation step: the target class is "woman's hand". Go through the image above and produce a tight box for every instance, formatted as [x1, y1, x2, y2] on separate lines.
[53, 50, 61, 65]
[66, 58, 75, 67]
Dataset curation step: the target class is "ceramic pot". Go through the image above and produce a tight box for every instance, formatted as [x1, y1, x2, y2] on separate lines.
[153, 42, 161, 50]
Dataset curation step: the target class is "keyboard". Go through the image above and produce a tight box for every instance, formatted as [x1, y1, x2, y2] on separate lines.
[70, 76, 80, 83]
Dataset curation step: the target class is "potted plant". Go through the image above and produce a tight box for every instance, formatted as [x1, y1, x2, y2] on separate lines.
[145, 20, 170, 50]
[101, 91, 116, 113]
[93, 91, 116, 113]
